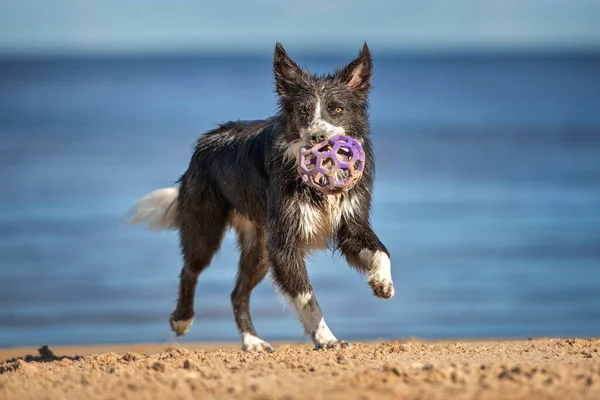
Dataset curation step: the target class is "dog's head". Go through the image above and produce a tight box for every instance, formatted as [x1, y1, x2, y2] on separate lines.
[273, 43, 372, 146]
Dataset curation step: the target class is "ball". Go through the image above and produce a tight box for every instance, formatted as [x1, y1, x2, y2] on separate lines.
[298, 135, 365, 194]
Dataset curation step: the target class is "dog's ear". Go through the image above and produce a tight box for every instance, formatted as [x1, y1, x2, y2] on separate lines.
[337, 42, 373, 101]
[273, 43, 307, 99]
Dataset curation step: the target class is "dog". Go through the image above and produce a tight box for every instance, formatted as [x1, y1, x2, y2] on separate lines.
[128, 42, 394, 352]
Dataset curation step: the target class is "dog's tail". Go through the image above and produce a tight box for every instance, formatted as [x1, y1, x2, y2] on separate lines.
[128, 187, 179, 231]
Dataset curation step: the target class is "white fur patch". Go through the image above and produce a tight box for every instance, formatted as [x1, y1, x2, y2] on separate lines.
[298, 202, 324, 243]
[290, 292, 337, 346]
[128, 187, 179, 230]
[312, 318, 338, 345]
[326, 195, 344, 233]
[340, 194, 360, 221]
[307, 119, 345, 143]
[282, 138, 305, 164]
[312, 120, 345, 138]
[314, 99, 322, 122]
[313, 99, 345, 137]
[297, 194, 359, 249]
[170, 317, 194, 336]
[296, 291, 313, 307]
[298, 98, 346, 144]
[241, 333, 274, 352]
[291, 292, 318, 329]
[366, 250, 395, 298]
[297, 197, 338, 248]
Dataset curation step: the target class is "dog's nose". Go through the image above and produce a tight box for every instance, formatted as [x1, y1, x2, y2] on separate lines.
[308, 121, 343, 146]
[310, 131, 328, 145]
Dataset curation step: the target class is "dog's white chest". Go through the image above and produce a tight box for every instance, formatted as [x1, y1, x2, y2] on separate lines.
[298, 195, 357, 248]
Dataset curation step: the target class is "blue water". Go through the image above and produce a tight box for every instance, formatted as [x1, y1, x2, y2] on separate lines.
[1, 53, 600, 347]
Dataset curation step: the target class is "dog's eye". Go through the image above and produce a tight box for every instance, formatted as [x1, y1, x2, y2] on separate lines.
[334, 107, 343, 113]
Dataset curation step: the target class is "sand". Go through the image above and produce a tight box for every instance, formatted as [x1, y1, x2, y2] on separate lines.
[1, 338, 599, 400]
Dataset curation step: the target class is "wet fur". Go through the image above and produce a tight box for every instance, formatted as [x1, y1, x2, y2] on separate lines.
[129, 42, 394, 351]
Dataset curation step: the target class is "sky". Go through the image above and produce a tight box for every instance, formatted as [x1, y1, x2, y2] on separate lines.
[0, 0, 599, 55]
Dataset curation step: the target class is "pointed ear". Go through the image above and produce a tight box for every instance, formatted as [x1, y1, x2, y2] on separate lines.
[337, 42, 373, 100]
[273, 43, 307, 99]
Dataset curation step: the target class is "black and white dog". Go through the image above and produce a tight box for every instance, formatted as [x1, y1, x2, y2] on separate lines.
[129, 42, 394, 352]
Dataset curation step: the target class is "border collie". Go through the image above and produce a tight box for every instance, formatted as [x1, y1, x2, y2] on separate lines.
[129, 42, 394, 352]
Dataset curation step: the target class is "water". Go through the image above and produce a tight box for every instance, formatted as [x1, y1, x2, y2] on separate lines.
[1, 53, 600, 347]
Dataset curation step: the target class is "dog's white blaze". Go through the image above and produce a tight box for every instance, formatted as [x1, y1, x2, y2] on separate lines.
[314, 99, 322, 122]
[312, 98, 346, 137]
[291, 292, 337, 345]
[296, 98, 348, 158]
[171, 317, 194, 336]
[366, 250, 394, 296]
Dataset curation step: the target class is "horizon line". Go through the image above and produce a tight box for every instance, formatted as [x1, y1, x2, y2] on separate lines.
[1, 44, 600, 61]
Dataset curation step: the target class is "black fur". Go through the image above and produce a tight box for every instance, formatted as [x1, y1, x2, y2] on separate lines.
[132, 42, 393, 351]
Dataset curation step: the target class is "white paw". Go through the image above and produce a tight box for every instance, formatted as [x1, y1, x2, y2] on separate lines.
[369, 278, 395, 299]
[310, 318, 348, 349]
[241, 333, 275, 353]
[366, 250, 395, 299]
[170, 317, 194, 336]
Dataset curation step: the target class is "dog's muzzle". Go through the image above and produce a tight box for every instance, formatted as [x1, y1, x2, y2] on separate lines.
[308, 121, 345, 146]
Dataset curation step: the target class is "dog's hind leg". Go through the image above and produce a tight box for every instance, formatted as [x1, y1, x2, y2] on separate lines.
[170, 186, 229, 336]
[230, 214, 273, 352]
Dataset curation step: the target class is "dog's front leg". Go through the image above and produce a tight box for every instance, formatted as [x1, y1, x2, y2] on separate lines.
[337, 218, 395, 299]
[267, 203, 349, 349]
[269, 240, 350, 349]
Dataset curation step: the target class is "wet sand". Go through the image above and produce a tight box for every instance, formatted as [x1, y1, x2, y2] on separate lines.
[1, 338, 599, 400]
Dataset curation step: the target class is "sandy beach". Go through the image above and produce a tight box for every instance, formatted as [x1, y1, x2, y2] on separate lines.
[1, 338, 599, 400]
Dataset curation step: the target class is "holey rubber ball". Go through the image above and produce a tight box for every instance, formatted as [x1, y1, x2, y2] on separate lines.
[298, 135, 365, 195]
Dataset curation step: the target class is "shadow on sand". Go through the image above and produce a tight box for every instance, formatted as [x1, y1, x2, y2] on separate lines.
[1, 345, 82, 373]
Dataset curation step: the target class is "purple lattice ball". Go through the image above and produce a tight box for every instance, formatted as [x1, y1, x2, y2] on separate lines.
[298, 135, 365, 194]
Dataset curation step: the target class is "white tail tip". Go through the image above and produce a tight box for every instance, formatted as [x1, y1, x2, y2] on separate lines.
[128, 187, 179, 231]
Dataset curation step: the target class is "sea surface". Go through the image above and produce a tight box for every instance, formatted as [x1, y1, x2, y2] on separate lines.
[1, 53, 600, 347]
